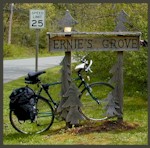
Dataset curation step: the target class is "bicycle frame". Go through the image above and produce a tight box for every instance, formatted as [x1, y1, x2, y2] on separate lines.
[76, 71, 99, 103]
[35, 70, 98, 109]
[10, 57, 114, 134]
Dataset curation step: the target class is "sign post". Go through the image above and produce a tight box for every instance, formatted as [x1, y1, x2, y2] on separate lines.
[47, 31, 141, 122]
[47, 10, 141, 125]
[29, 9, 45, 71]
[47, 32, 140, 51]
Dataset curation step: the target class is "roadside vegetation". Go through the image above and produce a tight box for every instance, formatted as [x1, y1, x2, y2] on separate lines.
[3, 43, 64, 60]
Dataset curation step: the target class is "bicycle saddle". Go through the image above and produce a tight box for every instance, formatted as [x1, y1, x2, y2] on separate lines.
[25, 70, 46, 84]
[28, 70, 46, 77]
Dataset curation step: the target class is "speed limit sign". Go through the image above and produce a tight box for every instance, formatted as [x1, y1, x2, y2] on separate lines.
[29, 10, 45, 29]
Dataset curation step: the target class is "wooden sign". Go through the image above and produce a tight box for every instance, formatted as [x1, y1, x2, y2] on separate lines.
[47, 32, 141, 51]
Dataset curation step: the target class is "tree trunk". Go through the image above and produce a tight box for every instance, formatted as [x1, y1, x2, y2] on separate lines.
[8, 3, 14, 44]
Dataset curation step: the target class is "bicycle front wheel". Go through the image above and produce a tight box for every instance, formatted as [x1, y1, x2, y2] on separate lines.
[9, 96, 54, 134]
[80, 82, 114, 121]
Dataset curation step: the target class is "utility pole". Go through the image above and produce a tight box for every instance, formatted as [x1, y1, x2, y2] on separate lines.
[8, 3, 14, 44]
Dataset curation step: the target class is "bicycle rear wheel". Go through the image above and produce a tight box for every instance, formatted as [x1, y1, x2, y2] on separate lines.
[9, 96, 54, 134]
[80, 82, 114, 121]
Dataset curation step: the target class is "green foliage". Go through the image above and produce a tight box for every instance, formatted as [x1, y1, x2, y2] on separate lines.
[124, 48, 148, 97]
[3, 43, 35, 58]
[74, 47, 148, 98]
[74, 51, 116, 81]
[3, 43, 64, 59]
[3, 3, 148, 97]
[3, 3, 148, 48]
[3, 3, 57, 48]
[3, 43, 14, 57]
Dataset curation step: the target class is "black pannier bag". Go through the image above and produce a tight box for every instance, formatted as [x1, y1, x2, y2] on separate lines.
[9, 86, 37, 122]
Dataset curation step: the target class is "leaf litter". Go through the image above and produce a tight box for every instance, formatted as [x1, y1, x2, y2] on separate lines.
[65, 120, 139, 135]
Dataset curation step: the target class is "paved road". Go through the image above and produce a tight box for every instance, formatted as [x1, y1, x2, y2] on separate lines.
[3, 56, 64, 83]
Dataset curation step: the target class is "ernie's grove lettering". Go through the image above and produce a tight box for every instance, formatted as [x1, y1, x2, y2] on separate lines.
[47, 32, 141, 51]
[102, 39, 138, 49]
[53, 39, 93, 50]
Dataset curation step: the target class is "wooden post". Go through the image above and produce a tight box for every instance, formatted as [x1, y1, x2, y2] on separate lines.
[64, 51, 71, 128]
[65, 51, 71, 71]
[114, 10, 128, 122]
[35, 29, 39, 72]
[47, 33, 51, 52]
[117, 51, 124, 121]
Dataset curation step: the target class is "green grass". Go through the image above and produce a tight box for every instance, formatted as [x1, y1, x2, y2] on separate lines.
[3, 66, 148, 145]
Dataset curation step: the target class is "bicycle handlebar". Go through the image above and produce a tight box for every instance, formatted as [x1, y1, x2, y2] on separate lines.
[81, 55, 87, 63]
[80, 55, 93, 73]
[85, 60, 93, 73]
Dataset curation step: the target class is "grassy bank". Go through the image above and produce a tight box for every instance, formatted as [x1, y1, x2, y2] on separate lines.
[3, 66, 148, 145]
[3, 43, 64, 60]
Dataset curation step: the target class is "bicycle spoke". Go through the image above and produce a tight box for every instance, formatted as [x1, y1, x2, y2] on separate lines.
[10, 96, 54, 134]
[80, 82, 113, 121]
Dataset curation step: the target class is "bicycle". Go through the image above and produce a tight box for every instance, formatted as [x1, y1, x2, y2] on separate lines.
[9, 56, 114, 134]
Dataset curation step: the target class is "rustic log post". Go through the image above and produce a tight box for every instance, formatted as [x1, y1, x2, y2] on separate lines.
[47, 9, 141, 124]
[57, 52, 71, 119]
[65, 51, 71, 71]
[114, 10, 128, 121]
[116, 51, 124, 121]
[63, 51, 72, 128]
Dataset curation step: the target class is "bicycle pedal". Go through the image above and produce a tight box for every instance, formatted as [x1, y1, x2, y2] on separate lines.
[87, 76, 90, 81]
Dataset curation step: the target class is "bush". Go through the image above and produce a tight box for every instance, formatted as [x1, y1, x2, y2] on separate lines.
[124, 48, 148, 97]
[3, 43, 14, 57]
[74, 51, 116, 81]
[3, 43, 35, 59]
[74, 49, 148, 98]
